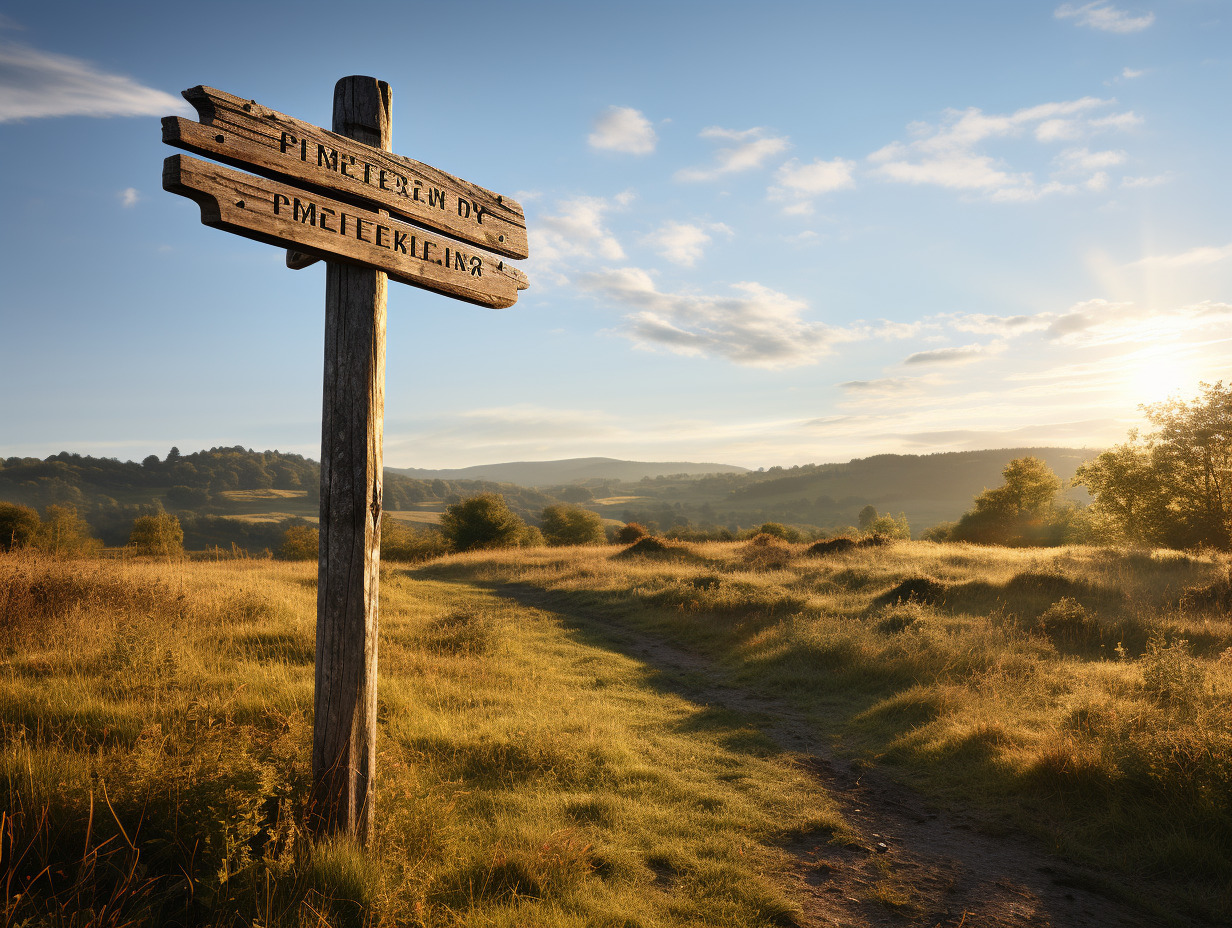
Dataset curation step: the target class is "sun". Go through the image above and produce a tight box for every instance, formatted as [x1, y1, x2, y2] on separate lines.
[1124, 351, 1198, 408]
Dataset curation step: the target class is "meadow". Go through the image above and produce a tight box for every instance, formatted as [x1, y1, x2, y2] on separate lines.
[2, 538, 1230, 926]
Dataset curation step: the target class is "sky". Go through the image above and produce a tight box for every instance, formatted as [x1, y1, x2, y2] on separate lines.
[1, 0, 1229, 470]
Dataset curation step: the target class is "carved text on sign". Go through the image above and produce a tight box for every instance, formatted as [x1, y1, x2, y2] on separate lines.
[164, 154, 527, 309]
[162, 86, 528, 260]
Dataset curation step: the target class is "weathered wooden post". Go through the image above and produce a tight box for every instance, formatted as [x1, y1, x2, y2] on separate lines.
[310, 76, 390, 840]
[161, 75, 529, 845]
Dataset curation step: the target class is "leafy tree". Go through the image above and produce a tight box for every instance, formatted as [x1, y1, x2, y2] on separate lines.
[0, 502, 40, 551]
[950, 457, 1064, 546]
[440, 494, 528, 551]
[381, 518, 449, 562]
[1075, 382, 1232, 548]
[858, 505, 878, 530]
[540, 504, 606, 546]
[866, 511, 910, 539]
[278, 524, 319, 561]
[755, 522, 802, 542]
[36, 505, 101, 556]
[129, 512, 185, 557]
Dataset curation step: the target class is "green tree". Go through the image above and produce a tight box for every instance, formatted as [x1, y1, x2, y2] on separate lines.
[36, 505, 101, 556]
[858, 505, 878, 530]
[1075, 382, 1232, 548]
[129, 512, 185, 557]
[0, 502, 40, 551]
[866, 511, 910, 539]
[278, 523, 319, 561]
[440, 494, 528, 552]
[540, 504, 606, 546]
[951, 457, 1064, 546]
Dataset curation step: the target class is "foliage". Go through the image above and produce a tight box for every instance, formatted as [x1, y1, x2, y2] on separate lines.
[0, 502, 40, 552]
[34, 504, 101, 556]
[865, 511, 910, 539]
[615, 521, 648, 544]
[277, 523, 319, 561]
[1075, 382, 1232, 549]
[949, 457, 1067, 546]
[440, 494, 529, 552]
[858, 504, 878, 530]
[128, 511, 185, 557]
[539, 504, 606, 546]
[381, 518, 450, 562]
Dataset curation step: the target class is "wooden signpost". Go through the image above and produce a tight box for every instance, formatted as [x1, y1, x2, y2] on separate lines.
[162, 76, 528, 843]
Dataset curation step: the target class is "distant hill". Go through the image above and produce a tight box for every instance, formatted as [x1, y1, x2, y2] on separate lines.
[388, 457, 750, 486]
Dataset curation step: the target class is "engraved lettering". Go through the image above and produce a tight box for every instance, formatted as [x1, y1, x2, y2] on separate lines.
[473, 203, 486, 224]
[393, 173, 409, 197]
[363, 162, 372, 185]
[317, 145, 338, 171]
[453, 250, 467, 271]
[428, 187, 447, 209]
[273, 193, 291, 215]
[457, 199, 471, 219]
[293, 198, 316, 225]
[378, 169, 389, 191]
[340, 212, 347, 236]
[355, 216, 369, 242]
[412, 180, 423, 202]
[393, 230, 408, 254]
[318, 207, 336, 232]
[340, 155, 354, 178]
[300, 139, 308, 162]
[469, 256, 482, 276]
[279, 132, 297, 154]
[376, 224, 389, 249]
[422, 240, 435, 262]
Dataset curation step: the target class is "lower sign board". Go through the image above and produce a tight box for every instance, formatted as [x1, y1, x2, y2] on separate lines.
[163, 154, 528, 309]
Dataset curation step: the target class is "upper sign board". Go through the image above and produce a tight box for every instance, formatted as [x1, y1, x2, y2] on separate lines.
[163, 86, 528, 261]
[164, 154, 528, 309]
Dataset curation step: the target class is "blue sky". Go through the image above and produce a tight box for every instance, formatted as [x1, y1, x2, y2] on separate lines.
[1, 1, 1229, 468]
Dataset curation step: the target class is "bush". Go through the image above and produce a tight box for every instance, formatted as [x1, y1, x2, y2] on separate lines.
[440, 494, 529, 552]
[35, 505, 101, 557]
[278, 523, 319, 561]
[615, 522, 648, 544]
[540, 504, 606, 546]
[128, 512, 185, 557]
[382, 519, 449, 562]
[0, 502, 40, 551]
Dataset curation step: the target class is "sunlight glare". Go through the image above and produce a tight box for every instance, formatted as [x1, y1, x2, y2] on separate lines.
[1125, 351, 1197, 408]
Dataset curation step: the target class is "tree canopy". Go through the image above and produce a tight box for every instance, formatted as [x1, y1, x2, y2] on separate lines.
[540, 504, 606, 546]
[440, 494, 530, 552]
[948, 457, 1065, 546]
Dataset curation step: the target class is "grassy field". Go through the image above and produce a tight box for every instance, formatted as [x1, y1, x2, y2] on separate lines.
[2, 540, 1230, 925]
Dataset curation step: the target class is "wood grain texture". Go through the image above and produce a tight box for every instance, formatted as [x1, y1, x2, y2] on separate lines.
[163, 153, 526, 309]
[311, 75, 390, 844]
[163, 85, 528, 260]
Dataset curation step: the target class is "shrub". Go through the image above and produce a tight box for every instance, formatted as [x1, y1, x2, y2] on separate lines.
[278, 523, 319, 561]
[540, 504, 606, 546]
[381, 518, 450, 562]
[128, 512, 185, 557]
[35, 505, 102, 556]
[0, 502, 40, 551]
[440, 494, 529, 552]
[615, 522, 648, 544]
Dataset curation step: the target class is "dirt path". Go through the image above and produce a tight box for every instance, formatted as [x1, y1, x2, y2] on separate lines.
[499, 585, 1196, 928]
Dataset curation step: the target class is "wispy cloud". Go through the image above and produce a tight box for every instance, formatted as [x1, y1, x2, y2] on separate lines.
[868, 97, 1140, 201]
[642, 221, 732, 267]
[768, 157, 856, 214]
[0, 38, 186, 122]
[904, 342, 1005, 365]
[118, 187, 139, 208]
[1129, 243, 1232, 270]
[1055, 3, 1155, 34]
[581, 267, 853, 368]
[675, 126, 790, 182]
[529, 195, 628, 285]
[588, 106, 657, 155]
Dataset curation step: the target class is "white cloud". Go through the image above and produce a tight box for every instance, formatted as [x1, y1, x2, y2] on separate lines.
[904, 342, 1005, 366]
[0, 39, 187, 122]
[529, 195, 628, 285]
[1121, 67, 1145, 79]
[119, 187, 139, 208]
[869, 97, 1140, 201]
[580, 267, 854, 368]
[1055, 3, 1155, 33]
[768, 157, 856, 214]
[1130, 243, 1232, 270]
[642, 221, 732, 267]
[676, 127, 790, 182]
[1120, 173, 1170, 188]
[588, 106, 657, 155]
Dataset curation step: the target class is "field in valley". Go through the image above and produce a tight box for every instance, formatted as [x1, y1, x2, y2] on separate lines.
[2, 539, 1230, 926]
